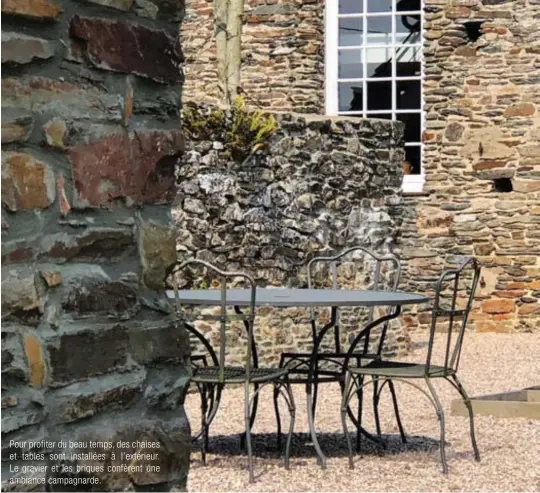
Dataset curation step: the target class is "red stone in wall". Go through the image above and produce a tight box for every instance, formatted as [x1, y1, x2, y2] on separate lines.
[68, 129, 184, 207]
[69, 16, 183, 84]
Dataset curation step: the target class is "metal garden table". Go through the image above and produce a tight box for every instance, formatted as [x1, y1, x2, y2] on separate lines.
[167, 287, 429, 467]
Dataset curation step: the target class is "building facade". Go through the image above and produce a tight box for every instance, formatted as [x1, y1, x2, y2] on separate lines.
[181, 0, 540, 334]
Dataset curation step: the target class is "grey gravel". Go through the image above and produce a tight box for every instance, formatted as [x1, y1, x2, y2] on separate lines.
[186, 332, 540, 492]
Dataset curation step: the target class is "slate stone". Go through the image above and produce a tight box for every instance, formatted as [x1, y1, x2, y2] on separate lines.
[47, 370, 146, 423]
[62, 280, 140, 319]
[1, 110, 33, 144]
[1, 153, 56, 211]
[68, 130, 183, 207]
[48, 324, 129, 384]
[42, 228, 135, 263]
[139, 221, 177, 290]
[1, 269, 41, 316]
[1, 0, 61, 20]
[69, 16, 183, 83]
[129, 321, 189, 365]
[1, 32, 55, 65]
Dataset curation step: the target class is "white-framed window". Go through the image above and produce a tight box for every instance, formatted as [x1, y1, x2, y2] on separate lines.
[325, 0, 425, 193]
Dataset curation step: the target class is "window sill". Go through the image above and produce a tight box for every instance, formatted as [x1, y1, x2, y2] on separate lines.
[401, 174, 426, 195]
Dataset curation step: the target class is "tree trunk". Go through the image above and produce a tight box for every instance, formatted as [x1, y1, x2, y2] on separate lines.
[214, 0, 244, 105]
[226, 0, 244, 103]
[214, 0, 228, 103]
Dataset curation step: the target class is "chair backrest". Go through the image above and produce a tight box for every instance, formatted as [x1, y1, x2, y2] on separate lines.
[307, 246, 401, 354]
[169, 259, 257, 383]
[426, 257, 481, 374]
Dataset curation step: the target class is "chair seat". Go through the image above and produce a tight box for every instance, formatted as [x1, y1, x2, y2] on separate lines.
[349, 360, 454, 379]
[280, 351, 380, 384]
[192, 366, 289, 384]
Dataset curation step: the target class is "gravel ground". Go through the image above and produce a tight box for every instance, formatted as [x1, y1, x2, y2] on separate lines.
[186, 332, 540, 492]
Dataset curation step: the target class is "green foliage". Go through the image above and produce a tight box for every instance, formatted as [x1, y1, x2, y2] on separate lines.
[182, 96, 278, 163]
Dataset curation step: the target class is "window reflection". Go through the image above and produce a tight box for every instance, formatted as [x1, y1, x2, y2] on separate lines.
[339, 17, 363, 46]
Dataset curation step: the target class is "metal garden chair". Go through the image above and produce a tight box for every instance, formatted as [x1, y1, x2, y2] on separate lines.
[170, 259, 295, 483]
[274, 246, 406, 451]
[340, 257, 482, 473]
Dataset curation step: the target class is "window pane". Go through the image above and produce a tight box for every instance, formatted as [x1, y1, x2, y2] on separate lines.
[396, 46, 421, 76]
[366, 15, 392, 45]
[366, 47, 392, 77]
[397, 0, 421, 11]
[339, 17, 363, 46]
[397, 112, 421, 142]
[339, 0, 363, 14]
[339, 82, 364, 112]
[367, 81, 392, 110]
[397, 80, 421, 109]
[339, 49, 364, 79]
[367, 0, 392, 13]
[404, 145, 421, 175]
[396, 15, 422, 43]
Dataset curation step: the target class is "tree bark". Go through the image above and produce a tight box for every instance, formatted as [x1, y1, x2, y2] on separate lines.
[214, 0, 244, 104]
[226, 0, 244, 103]
[214, 0, 229, 103]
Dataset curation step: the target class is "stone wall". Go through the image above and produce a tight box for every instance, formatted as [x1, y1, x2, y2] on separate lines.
[182, 0, 324, 113]
[1, 0, 191, 490]
[180, 0, 540, 334]
[398, 0, 540, 334]
[175, 103, 407, 364]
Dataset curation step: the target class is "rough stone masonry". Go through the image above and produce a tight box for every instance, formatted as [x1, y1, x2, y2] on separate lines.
[1, 0, 191, 490]
[175, 103, 407, 364]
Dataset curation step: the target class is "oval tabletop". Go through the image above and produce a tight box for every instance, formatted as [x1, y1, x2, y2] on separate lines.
[166, 288, 429, 307]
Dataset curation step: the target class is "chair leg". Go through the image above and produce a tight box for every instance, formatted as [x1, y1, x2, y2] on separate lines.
[312, 377, 319, 420]
[451, 375, 480, 462]
[341, 373, 355, 470]
[388, 380, 407, 444]
[425, 378, 448, 474]
[282, 381, 296, 470]
[356, 377, 364, 453]
[200, 384, 209, 466]
[373, 377, 382, 437]
[273, 384, 282, 450]
[241, 383, 259, 451]
[245, 381, 255, 483]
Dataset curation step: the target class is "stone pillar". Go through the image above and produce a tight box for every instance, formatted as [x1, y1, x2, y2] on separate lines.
[1, 0, 190, 490]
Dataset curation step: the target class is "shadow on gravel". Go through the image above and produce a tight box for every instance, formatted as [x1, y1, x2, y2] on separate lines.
[192, 431, 442, 460]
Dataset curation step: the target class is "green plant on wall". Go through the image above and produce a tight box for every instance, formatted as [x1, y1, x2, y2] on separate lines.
[183, 95, 278, 163]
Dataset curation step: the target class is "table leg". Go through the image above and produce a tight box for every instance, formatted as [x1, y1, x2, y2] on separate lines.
[306, 309, 339, 468]
[306, 384, 327, 468]
[235, 305, 260, 449]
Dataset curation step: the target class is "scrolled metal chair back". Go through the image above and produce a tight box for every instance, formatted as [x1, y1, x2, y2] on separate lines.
[426, 257, 481, 375]
[307, 246, 401, 354]
[169, 259, 257, 384]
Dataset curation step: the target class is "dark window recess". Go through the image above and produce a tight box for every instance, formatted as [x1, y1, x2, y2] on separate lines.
[494, 178, 513, 193]
[463, 21, 484, 42]
[367, 81, 392, 110]
[404, 146, 421, 175]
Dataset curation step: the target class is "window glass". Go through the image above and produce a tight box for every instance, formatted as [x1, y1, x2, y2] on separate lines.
[339, 82, 364, 112]
[339, 17, 363, 46]
[339, 50, 364, 79]
[366, 47, 392, 78]
[396, 46, 421, 76]
[367, 0, 392, 13]
[367, 81, 392, 111]
[397, 113, 421, 142]
[339, 0, 364, 14]
[366, 16, 392, 45]
[397, 80, 421, 110]
[332, 0, 424, 176]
